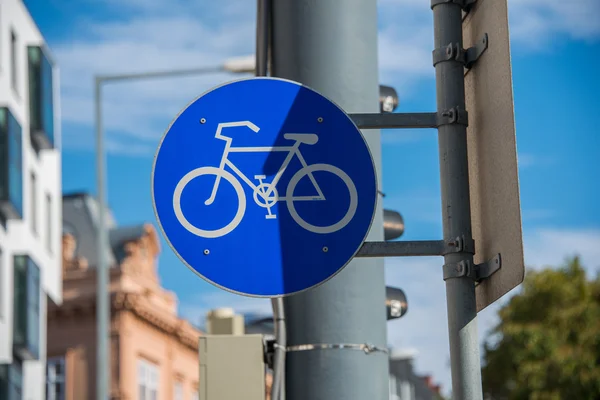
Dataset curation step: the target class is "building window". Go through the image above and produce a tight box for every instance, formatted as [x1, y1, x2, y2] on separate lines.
[137, 359, 158, 400]
[0, 359, 23, 400]
[46, 357, 66, 400]
[28, 46, 55, 151]
[389, 375, 400, 400]
[11, 30, 17, 92]
[30, 171, 37, 235]
[13, 255, 40, 360]
[0, 107, 23, 220]
[173, 381, 183, 400]
[46, 193, 52, 253]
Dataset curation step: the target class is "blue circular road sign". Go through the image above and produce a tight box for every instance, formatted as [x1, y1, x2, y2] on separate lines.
[152, 77, 377, 297]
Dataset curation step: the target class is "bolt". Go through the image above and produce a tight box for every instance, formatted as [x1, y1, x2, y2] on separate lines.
[317, 117, 324, 123]
[322, 246, 329, 253]
[200, 118, 206, 124]
[203, 249, 210, 255]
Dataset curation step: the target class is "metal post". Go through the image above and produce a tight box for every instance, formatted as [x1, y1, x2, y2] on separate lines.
[94, 78, 110, 400]
[432, 3, 483, 399]
[271, 1, 389, 399]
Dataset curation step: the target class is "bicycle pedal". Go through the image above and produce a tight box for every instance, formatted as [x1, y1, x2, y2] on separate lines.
[265, 214, 277, 220]
[254, 174, 267, 180]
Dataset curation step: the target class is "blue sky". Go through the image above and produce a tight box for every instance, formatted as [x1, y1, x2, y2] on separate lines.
[26, 0, 600, 394]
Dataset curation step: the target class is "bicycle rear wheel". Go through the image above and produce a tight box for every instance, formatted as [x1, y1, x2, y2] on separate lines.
[173, 167, 246, 238]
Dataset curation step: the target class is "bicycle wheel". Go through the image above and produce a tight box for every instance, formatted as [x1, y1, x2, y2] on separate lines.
[173, 167, 246, 238]
[286, 163, 358, 234]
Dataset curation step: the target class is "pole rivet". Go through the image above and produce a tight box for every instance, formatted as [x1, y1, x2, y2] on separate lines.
[317, 117, 324, 123]
[322, 246, 329, 253]
[200, 118, 207, 124]
[203, 249, 210, 255]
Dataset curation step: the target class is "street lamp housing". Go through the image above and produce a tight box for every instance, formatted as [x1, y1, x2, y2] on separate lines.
[223, 55, 257, 74]
[383, 209, 404, 241]
[386, 286, 408, 320]
[379, 85, 399, 113]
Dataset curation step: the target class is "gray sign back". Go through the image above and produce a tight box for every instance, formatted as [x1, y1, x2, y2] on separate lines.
[463, 0, 525, 312]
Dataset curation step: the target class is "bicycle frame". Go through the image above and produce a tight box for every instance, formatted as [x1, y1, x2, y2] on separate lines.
[206, 139, 325, 206]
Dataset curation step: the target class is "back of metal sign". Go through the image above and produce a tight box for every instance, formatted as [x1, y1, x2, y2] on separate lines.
[463, 0, 525, 312]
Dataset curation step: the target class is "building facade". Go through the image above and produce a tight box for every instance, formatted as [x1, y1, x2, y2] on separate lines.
[0, 0, 62, 399]
[47, 193, 201, 400]
[388, 349, 443, 400]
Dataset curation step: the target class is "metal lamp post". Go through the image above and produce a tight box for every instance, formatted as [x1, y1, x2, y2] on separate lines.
[93, 56, 255, 400]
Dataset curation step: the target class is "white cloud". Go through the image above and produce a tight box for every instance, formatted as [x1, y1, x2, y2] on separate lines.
[50, 0, 599, 155]
[517, 152, 557, 169]
[180, 227, 600, 396]
[508, 0, 600, 45]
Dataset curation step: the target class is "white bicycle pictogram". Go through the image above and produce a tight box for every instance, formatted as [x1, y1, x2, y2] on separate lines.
[172, 121, 358, 239]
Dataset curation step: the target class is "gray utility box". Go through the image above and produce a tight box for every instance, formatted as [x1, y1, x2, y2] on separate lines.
[199, 334, 266, 400]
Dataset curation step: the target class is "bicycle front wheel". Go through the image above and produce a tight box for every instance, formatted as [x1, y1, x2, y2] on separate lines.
[286, 163, 358, 234]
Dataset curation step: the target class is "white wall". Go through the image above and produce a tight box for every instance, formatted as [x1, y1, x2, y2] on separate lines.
[0, 1, 62, 398]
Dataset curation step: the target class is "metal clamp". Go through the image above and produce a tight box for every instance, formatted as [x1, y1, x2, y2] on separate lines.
[443, 253, 501, 282]
[432, 34, 489, 69]
[430, 0, 477, 11]
[444, 236, 475, 255]
[465, 33, 489, 68]
[286, 343, 389, 355]
[438, 107, 469, 127]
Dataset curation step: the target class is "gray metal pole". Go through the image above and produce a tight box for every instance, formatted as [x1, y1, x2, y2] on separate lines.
[271, 1, 389, 399]
[94, 77, 110, 400]
[432, 3, 483, 399]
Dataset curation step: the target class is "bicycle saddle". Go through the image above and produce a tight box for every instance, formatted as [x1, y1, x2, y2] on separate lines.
[283, 133, 319, 145]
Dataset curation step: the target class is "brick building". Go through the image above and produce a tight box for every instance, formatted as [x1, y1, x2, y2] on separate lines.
[46, 193, 201, 400]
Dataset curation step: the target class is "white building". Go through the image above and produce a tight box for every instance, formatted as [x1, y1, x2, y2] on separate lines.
[0, 0, 62, 399]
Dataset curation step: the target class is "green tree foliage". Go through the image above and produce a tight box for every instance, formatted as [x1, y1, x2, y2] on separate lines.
[482, 256, 600, 400]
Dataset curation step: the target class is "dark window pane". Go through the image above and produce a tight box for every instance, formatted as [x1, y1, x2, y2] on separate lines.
[11, 31, 17, 92]
[0, 109, 6, 201]
[28, 47, 41, 135]
[46, 194, 52, 252]
[41, 52, 54, 145]
[28, 46, 55, 149]
[8, 111, 23, 217]
[0, 365, 8, 399]
[13, 256, 27, 347]
[30, 172, 36, 234]
[28, 258, 40, 358]
[8, 360, 23, 400]
[12, 255, 40, 360]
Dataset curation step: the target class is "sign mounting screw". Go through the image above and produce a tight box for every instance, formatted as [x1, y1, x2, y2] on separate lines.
[200, 118, 206, 124]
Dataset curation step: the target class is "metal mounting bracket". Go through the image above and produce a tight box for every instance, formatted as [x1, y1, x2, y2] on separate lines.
[432, 33, 489, 69]
[430, 0, 477, 11]
[349, 112, 438, 129]
[446, 235, 475, 255]
[438, 107, 469, 127]
[443, 253, 501, 282]
[356, 238, 474, 258]
[465, 33, 489, 68]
